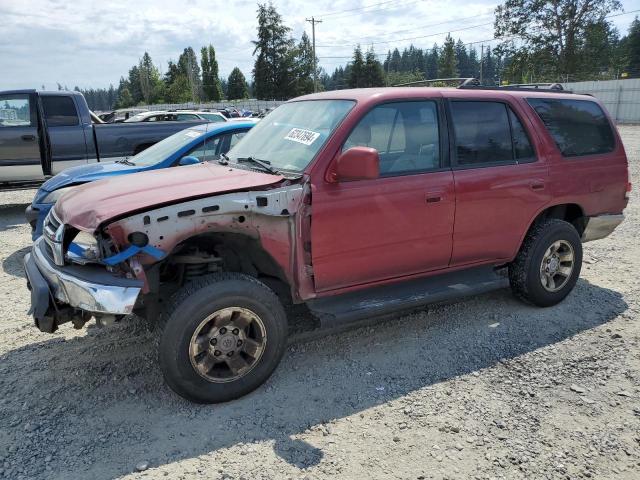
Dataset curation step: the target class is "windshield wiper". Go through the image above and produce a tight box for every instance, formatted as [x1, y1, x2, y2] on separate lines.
[236, 156, 277, 174]
[116, 158, 135, 166]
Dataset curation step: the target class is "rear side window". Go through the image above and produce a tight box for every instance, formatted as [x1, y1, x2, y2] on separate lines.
[527, 98, 615, 157]
[450, 101, 534, 166]
[41, 96, 79, 127]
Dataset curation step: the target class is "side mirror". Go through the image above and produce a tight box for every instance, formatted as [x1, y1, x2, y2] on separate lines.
[335, 147, 380, 182]
[178, 155, 201, 166]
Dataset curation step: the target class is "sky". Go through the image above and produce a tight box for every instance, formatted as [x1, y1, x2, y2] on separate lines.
[1, 0, 639, 91]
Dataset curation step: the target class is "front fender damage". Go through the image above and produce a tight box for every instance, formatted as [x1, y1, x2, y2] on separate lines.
[103, 184, 306, 296]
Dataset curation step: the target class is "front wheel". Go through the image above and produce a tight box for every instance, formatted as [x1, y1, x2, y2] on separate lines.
[509, 219, 583, 307]
[159, 273, 288, 403]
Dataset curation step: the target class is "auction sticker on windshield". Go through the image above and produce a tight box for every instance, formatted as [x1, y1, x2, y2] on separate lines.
[284, 128, 320, 146]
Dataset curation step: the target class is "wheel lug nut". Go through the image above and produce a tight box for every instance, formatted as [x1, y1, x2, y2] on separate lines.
[214, 350, 221, 356]
[220, 327, 227, 334]
[232, 328, 239, 335]
[237, 340, 243, 347]
[210, 338, 217, 346]
[227, 351, 234, 357]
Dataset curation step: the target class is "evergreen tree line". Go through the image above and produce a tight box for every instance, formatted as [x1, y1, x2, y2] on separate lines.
[114, 47, 251, 108]
[322, 15, 640, 90]
[56, 1, 640, 109]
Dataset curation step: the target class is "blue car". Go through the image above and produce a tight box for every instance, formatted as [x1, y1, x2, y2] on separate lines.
[26, 122, 254, 239]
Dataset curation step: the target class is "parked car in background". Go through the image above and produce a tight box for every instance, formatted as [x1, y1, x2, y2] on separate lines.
[124, 110, 228, 123]
[26, 121, 253, 238]
[24, 85, 629, 403]
[0, 90, 209, 188]
[99, 108, 150, 123]
[122, 111, 170, 122]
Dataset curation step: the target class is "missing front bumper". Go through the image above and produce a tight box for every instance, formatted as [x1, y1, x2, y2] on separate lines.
[24, 238, 144, 332]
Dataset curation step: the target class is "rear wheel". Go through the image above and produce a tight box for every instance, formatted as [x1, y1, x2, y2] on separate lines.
[509, 219, 582, 307]
[159, 273, 287, 403]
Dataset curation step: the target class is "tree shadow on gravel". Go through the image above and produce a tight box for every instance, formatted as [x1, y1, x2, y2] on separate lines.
[0, 279, 628, 479]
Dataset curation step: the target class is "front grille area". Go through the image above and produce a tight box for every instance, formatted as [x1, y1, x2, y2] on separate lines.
[42, 210, 66, 266]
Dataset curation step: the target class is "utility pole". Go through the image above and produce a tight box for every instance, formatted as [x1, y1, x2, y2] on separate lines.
[306, 16, 322, 92]
[480, 44, 484, 85]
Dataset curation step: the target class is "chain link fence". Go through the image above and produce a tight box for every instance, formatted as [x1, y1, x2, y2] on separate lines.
[140, 79, 640, 123]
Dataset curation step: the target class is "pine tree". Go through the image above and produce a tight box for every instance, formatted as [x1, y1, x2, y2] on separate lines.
[624, 16, 640, 77]
[127, 66, 143, 104]
[438, 34, 458, 78]
[294, 32, 316, 95]
[425, 45, 439, 79]
[116, 87, 134, 108]
[138, 52, 162, 104]
[349, 45, 366, 87]
[390, 48, 402, 72]
[482, 49, 496, 84]
[252, 3, 296, 100]
[227, 67, 249, 100]
[455, 40, 470, 77]
[178, 47, 203, 101]
[201, 45, 223, 101]
[364, 48, 385, 87]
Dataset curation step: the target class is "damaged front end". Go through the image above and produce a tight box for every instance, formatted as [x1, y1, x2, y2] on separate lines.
[24, 181, 310, 333]
[24, 209, 143, 333]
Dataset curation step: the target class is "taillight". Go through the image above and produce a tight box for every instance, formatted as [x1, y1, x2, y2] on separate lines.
[625, 182, 632, 200]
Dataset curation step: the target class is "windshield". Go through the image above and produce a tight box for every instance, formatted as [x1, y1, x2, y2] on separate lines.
[226, 100, 355, 172]
[199, 113, 226, 123]
[129, 128, 206, 166]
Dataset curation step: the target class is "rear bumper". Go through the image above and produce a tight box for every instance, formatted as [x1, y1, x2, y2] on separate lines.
[581, 214, 624, 242]
[24, 238, 143, 332]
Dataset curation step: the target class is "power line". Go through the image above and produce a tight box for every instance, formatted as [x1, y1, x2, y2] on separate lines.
[316, 11, 495, 47]
[316, 0, 406, 18]
[317, 8, 640, 56]
[318, 21, 494, 49]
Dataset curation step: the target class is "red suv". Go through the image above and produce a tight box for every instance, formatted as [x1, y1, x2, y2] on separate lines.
[25, 85, 630, 403]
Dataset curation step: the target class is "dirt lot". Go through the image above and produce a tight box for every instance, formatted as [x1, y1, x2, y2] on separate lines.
[1, 127, 639, 480]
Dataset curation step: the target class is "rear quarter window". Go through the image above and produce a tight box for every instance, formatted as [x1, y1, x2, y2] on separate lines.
[527, 98, 615, 157]
[41, 96, 79, 127]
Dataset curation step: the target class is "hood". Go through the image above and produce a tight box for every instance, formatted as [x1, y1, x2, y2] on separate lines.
[55, 162, 284, 231]
[40, 161, 144, 193]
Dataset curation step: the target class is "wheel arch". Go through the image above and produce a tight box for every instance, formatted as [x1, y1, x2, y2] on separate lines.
[166, 231, 294, 303]
[515, 202, 586, 256]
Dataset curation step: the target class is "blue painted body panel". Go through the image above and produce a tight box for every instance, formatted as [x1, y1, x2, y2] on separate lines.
[30, 122, 253, 239]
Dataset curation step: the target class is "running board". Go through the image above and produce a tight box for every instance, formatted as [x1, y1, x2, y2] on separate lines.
[307, 266, 509, 329]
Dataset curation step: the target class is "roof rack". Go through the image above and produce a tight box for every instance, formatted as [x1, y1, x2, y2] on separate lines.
[458, 81, 570, 93]
[393, 78, 572, 93]
[393, 77, 479, 87]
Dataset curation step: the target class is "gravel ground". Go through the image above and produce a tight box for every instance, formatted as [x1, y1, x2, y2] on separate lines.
[1, 127, 639, 480]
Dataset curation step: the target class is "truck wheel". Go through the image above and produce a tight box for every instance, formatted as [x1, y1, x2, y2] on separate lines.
[159, 273, 287, 403]
[509, 219, 582, 307]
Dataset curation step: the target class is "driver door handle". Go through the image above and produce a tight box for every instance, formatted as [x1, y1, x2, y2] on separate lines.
[426, 195, 442, 203]
[21, 134, 36, 141]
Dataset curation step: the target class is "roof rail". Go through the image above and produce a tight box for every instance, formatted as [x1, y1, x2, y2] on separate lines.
[458, 82, 571, 93]
[393, 77, 479, 87]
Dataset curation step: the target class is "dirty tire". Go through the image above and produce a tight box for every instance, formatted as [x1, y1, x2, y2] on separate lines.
[509, 219, 583, 307]
[159, 273, 287, 403]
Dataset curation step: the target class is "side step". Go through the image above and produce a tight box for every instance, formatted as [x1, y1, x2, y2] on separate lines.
[307, 266, 509, 329]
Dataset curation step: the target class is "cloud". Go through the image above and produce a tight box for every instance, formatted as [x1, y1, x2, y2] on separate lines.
[0, 0, 637, 90]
